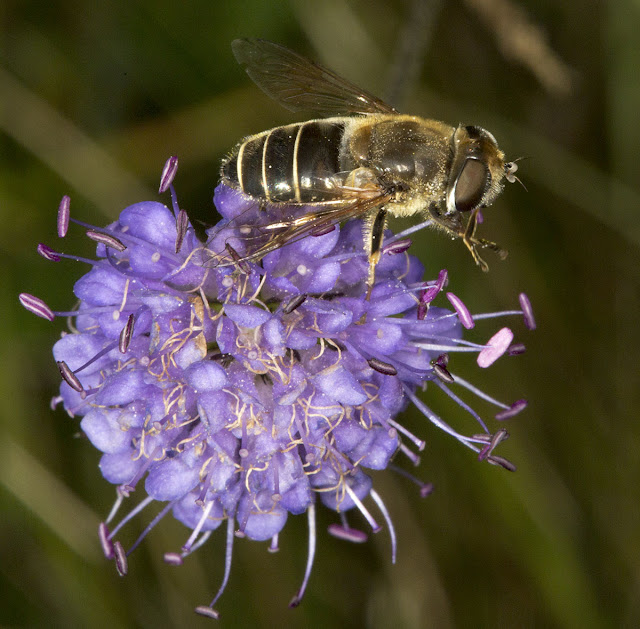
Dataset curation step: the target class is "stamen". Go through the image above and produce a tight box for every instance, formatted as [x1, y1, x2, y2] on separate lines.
[159, 155, 178, 193]
[447, 373, 509, 409]
[387, 418, 425, 451]
[118, 314, 135, 353]
[478, 428, 509, 461]
[477, 327, 514, 367]
[403, 385, 477, 451]
[289, 504, 317, 608]
[108, 495, 154, 538]
[114, 540, 128, 576]
[127, 500, 175, 555]
[98, 522, 114, 559]
[282, 293, 307, 314]
[367, 357, 398, 376]
[194, 606, 220, 620]
[388, 464, 434, 497]
[370, 489, 397, 564]
[508, 343, 526, 355]
[105, 490, 125, 524]
[225, 243, 250, 273]
[182, 500, 214, 553]
[432, 353, 454, 383]
[19, 293, 55, 321]
[198, 515, 235, 617]
[420, 482, 434, 498]
[398, 443, 421, 466]
[386, 217, 433, 240]
[435, 269, 448, 291]
[446, 292, 474, 329]
[72, 339, 120, 375]
[344, 485, 380, 532]
[519, 293, 536, 330]
[57, 195, 70, 237]
[164, 553, 183, 565]
[382, 238, 412, 255]
[268, 533, 280, 553]
[86, 230, 126, 252]
[495, 399, 527, 420]
[186, 530, 213, 555]
[37, 243, 61, 262]
[417, 270, 447, 318]
[175, 209, 189, 253]
[433, 379, 489, 433]
[487, 455, 517, 472]
[416, 291, 431, 321]
[327, 523, 368, 543]
[57, 360, 83, 392]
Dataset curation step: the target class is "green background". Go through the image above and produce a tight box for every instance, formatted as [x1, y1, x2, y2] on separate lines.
[3, 1, 639, 627]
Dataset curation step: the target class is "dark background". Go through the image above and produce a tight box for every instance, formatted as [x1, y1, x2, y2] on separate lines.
[3, 1, 639, 627]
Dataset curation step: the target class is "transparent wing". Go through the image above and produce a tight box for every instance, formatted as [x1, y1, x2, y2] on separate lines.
[206, 188, 392, 268]
[231, 38, 398, 117]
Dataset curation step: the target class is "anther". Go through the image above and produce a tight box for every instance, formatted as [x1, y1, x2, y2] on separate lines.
[98, 522, 114, 559]
[113, 540, 128, 576]
[225, 243, 250, 273]
[194, 606, 219, 620]
[447, 292, 474, 329]
[164, 552, 184, 566]
[487, 455, 517, 472]
[420, 482, 434, 498]
[19, 293, 55, 321]
[382, 238, 412, 255]
[86, 230, 126, 252]
[57, 360, 83, 392]
[37, 243, 61, 262]
[367, 357, 398, 376]
[282, 293, 307, 314]
[175, 209, 188, 253]
[327, 524, 368, 543]
[435, 269, 448, 291]
[519, 293, 536, 330]
[478, 429, 509, 460]
[57, 195, 70, 237]
[495, 399, 527, 421]
[118, 314, 135, 353]
[432, 353, 454, 382]
[159, 156, 178, 193]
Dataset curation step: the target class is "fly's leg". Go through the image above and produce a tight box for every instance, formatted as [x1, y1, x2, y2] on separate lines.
[430, 205, 507, 272]
[365, 207, 388, 300]
[461, 209, 508, 272]
[462, 209, 489, 272]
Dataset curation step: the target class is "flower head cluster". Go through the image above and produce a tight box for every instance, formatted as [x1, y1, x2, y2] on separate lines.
[20, 157, 535, 619]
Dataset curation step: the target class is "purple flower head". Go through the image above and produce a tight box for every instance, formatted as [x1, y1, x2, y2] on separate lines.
[20, 157, 534, 619]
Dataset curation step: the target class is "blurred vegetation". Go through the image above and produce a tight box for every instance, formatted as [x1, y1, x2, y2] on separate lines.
[3, 0, 640, 627]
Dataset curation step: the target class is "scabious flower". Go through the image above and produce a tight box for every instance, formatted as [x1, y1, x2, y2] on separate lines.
[20, 157, 535, 619]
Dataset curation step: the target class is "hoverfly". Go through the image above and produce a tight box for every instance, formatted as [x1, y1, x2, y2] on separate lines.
[217, 38, 518, 295]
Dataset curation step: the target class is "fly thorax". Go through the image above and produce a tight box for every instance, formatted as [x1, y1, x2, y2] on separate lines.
[368, 119, 449, 187]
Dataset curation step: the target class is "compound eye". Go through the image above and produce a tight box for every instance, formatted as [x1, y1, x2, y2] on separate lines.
[454, 159, 489, 212]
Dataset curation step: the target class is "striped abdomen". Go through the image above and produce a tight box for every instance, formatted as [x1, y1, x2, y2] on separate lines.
[221, 119, 347, 204]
